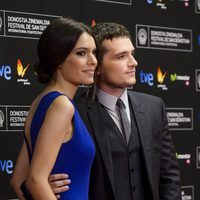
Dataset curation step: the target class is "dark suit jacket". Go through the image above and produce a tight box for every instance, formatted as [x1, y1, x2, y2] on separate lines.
[74, 89, 181, 200]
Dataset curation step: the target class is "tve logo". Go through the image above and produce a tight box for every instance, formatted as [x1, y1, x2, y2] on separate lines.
[146, 0, 153, 4]
[139, 70, 154, 86]
[198, 112, 200, 122]
[0, 159, 13, 174]
[198, 34, 200, 47]
[0, 65, 12, 80]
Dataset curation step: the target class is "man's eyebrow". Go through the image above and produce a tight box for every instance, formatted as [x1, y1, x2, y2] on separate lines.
[115, 49, 135, 56]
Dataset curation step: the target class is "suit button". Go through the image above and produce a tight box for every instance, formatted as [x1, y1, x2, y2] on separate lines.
[129, 151, 133, 156]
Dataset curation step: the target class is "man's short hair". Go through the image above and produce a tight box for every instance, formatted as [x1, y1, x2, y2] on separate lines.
[91, 22, 131, 64]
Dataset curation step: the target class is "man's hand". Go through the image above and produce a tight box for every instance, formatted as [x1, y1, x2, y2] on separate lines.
[49, 174, 71, 199]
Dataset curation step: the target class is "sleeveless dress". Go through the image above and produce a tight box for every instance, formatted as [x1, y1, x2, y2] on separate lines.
[26, 91, 95, 200]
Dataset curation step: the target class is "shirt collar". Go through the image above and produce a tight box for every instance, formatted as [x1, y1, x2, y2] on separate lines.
[96, 88, 128, 111]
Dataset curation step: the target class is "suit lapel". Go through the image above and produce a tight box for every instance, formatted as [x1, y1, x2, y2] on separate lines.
[128, 91, 155, 197]
[87, 100, 116, 196]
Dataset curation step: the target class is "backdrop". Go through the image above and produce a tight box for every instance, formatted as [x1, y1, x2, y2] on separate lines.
[0, 0, 200, 199]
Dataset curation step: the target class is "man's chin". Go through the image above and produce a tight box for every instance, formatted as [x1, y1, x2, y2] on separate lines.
[126, 80, 136, 88]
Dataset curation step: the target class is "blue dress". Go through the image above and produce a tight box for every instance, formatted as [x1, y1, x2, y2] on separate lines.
[28, 91, 95, 200]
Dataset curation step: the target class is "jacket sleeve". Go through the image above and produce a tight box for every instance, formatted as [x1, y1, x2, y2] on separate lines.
[159, 99, 181, 200]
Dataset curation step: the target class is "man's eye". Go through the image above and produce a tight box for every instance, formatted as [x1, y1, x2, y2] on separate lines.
[118, 54, 125, 59]
[76, 51, 86, 56]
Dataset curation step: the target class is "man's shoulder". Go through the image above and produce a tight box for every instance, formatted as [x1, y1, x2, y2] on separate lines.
[128, 90, 162, 103]
[128, 91, 165, 117]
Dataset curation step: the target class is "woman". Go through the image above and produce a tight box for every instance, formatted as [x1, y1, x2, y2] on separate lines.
[10, 17, 97, 200]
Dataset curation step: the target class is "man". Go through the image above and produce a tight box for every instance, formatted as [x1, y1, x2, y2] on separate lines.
[76, 22, 181, 200]
[11, 22, 181, 200]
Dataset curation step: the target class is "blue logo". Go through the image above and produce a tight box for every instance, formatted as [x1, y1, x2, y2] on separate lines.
[139, 70, 154, 86]
[0, 159, 13, 174]
[0, 65, 12, 80]
[198, 34, 200, 47]
[147, 0, 153, 4]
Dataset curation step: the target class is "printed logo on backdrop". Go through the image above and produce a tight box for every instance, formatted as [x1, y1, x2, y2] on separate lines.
[198, 34, 200, 47]
[136, 24, 192, 52]
[146, 0, 167, 9]
[138, 68, 168, 89]
[0, 64, 12, 80]
[0, 10, 61, 39]
[195, 0, 200, 13]
[181, 186, 194, 200]
[0, 60, 31, 84]
[137, 27, 148, 47]
[0, 108, 6, 130]
[196, 146, 200, 169]
[0, 159, 13, 174]
[146, 0, 189, 10]
[176, 152, 191, 165]
[0, 17, 2, 31]
[170, 73, 190, 86]
[0, 105, 29, 132]
[139, 70, 154, 86]
[16, 58, 30, 85]
[157, 67, 168, 90]
[166, 108, 193, 130]
[199, 112, 200, 123]
[94, 0, 132, 5]
[139, 67, 190, 90]
[0, 10, 4, 36]
[196, 69, 200, 91]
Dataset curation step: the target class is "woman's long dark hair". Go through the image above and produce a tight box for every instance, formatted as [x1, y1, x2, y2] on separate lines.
[34, 17, 94, 83]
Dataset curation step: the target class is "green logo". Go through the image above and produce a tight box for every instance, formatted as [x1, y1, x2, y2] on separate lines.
[170, 73, 177, 81]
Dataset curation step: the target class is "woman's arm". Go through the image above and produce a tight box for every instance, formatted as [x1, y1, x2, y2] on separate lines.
[25, 96, 74, 200]
[10, 141, 29, 200]
[10, 142, 70, 199]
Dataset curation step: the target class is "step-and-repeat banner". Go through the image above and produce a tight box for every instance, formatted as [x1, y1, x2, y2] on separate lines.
[0, 0, 200, 199]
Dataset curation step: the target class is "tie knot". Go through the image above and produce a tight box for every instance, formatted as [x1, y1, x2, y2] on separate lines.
[116, 98, 125, 110]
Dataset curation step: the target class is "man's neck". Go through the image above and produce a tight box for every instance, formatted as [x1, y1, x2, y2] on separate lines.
[97, 84, 125, 97]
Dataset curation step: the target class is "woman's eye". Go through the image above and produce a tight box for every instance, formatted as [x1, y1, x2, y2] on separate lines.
[92, 50, 97, 56]
[76, 51, 86, 56]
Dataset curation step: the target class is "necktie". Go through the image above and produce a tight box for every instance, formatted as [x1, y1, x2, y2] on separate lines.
[116, 98, 131, 143]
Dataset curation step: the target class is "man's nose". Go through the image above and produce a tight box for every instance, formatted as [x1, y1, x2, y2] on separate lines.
[129, 56, 138, 68]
